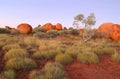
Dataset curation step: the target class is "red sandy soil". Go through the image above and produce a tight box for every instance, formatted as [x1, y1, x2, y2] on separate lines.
[10, 55, 120, 79]
[65, 55, 120, 79]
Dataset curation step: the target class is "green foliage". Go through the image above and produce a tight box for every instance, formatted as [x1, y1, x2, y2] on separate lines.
[69, 29, 79, 35]
[29, 62, 67, 79]
[0, 70, 16, 79]
[32, 28, 46, 33]
[46, 30, 59, 37]
[65, 47, 79, 58]
[2, 44, 21, 51]
[38, 39, 61, 51]
[29, 70, 45, 79]
[33, 32, 49, 38]
[5, 58, 37, 70]
[4, 48, 29, 60]
[23, 36, 39, 47]
[44, 62, 67, 79]
[77, 52, 99, 64]
[33, 50, 58, 59]
[58, 30, 70, 35]
[112, 51, 120, 63]
[55, 54, 73, 65]
[93, 47, 115, 55]
[74, 14, 84, 21]
[0, 28, 11, 34]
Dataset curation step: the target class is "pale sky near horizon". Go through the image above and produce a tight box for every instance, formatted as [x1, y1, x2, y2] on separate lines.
[0, 0, 119, 28]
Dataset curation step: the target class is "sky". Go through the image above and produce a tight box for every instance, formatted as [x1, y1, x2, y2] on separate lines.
[0, 0, 120, 28]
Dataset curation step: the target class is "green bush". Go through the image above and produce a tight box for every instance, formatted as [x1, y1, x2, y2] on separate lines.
[29, 70, 45, 79]
[5, 58, 37, 70]
[4, 48, 29, 60]
[69, 29, 79, 35]
[0, 28, 11, 34]
[32, 28, 46, 33]
[65, 47, 79, 58]
[33, 32, 49, 38]
[93, 47, 115, 55]
[55, 54, 73, 65]
[58, 30, 70, 35]
[0, 70, 16, 79]
[2, 44, 21, 51]
[23, 36, 39, 47]
[29, 62, 68, 79]
[46, 30, 59, 37]
[44, 62, 67, 79]
[33, 50, 58, 59]
[77, 52, 99, 64]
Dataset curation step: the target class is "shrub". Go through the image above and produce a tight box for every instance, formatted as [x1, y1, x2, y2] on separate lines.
[58, 30, 70, 35]
[0, 28, 11, 34]
[46, 30, 59, 37]
[77, 52, 99, 64]
[65, 47, 79, 58]
[55, 54, 73, 65]
[33, 32, 49, 38]
[23, 36, 39, 47]
[5, 58, 37, 70]
[29, 70, 45, 79]
[112, 52, 120, 63]
[69, 29, 79, 35]
[0, 70, 16, 79]
[32, 28, 46, 33]
[33, 50, 57, 59]
[93, 47, 115, 55]
[29, 62, 68, 79]
[2, 44, 21, 51]
[4, 48, 29, 60]
[0, 42, 6, 48]
[44, 62, 67, 79]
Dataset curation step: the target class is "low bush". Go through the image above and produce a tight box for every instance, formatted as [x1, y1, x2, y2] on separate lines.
[69, 29, 79, 35]
[55, 54, 73, 65]
[33, 50, 58, 59]
[93, 47, 115, 55]
[2, 44, 21, 51]
[33, 32, 49, 38]
[5, 57, 37, 70]
[65, 47, 79, 58]
[46, 30, 59, 37]
[0, 70, 16, 79]
[29, 62, 68, 79]
[32, 28, 46, 33]
[77, 52, 99, 64]
[0, 28, 11, 34]
[4, 48, 29, 60]
[29, 70, 45, 79]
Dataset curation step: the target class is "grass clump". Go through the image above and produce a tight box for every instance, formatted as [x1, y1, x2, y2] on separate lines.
[55, 54, 73, 65]
[112, 52, 120, 63]
[0, 70, 16, 79]
[29, 70, 45, 79]
[29, 62, 68, 79]
[4, 48, 29, 60]
[65, 47, 80, 58]
[77, 52, 99, 64]
[93, 47, 115, 55]
[23, 36, 39, 47]
[5, 58, 37, 70]
[2, 44, 21, 51]
[33, 50, 58, 59]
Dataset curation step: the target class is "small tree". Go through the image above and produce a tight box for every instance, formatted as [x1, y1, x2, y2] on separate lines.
[73, 13, 96, 42]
